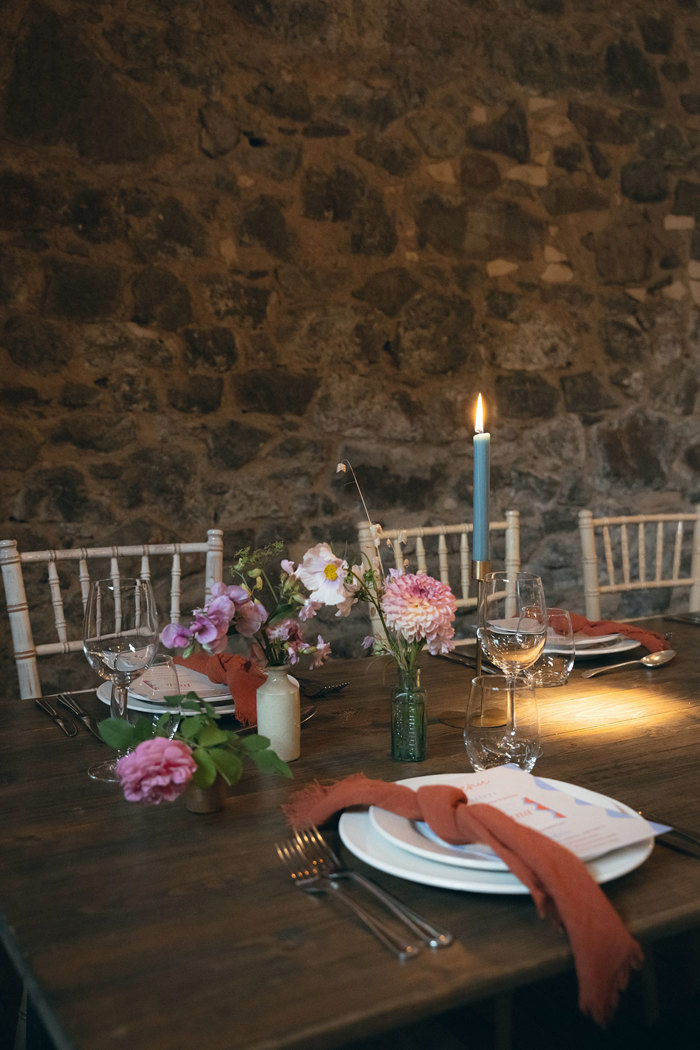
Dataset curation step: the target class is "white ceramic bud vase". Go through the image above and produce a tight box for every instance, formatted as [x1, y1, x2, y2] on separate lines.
[255, 665, 300, 762]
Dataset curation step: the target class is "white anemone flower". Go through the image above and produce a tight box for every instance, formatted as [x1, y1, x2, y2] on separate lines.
[296, 542, 351, 606]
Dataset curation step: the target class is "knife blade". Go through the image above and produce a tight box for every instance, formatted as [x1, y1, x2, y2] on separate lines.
[34, 697, 78, 738]
[434, 651, 499, 674]
[657, 832, 700, 859]
[56, 693, 105, 742]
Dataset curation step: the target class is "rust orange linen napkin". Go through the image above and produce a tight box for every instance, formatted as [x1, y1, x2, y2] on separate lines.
[285, 774, 644, 1027]
[174, 652, 265, 725]
[569, 613, 667, 653]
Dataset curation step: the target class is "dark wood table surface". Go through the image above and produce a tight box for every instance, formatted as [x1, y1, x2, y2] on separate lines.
[2, 616, 700, 1050]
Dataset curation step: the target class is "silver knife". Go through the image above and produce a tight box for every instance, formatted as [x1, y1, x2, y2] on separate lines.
[434, 651, 498, 674]
[35, 697, 78, 737]
[56, 693, 105, 742]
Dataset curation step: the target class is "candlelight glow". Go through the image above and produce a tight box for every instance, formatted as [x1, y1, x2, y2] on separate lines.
[475, 393, 485, 434]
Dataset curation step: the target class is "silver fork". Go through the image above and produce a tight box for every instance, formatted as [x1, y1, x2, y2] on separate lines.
[275, 837, 421, 961]
[295, 826, 453, 949]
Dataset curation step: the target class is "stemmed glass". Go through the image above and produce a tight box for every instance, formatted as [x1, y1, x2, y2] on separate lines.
[477, 571, 547, 758]
[82, 577, 159, 782]
[530, 608, 575, 687]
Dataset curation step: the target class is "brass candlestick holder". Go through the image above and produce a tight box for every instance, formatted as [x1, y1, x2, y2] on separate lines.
[471, 558, 492, 676]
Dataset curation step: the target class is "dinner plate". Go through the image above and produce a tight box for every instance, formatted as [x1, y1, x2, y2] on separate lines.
[368, 774, 651, 872]
[571, 632, 621, 648]
[340, 779, 654, 895]
[565, 636, 640, 659]
[96, 681, 237, 717]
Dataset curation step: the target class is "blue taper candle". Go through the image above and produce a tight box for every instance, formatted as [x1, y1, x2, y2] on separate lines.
[472, 394, 490, 562]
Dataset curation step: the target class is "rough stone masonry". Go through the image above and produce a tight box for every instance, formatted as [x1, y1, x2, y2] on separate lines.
[1, 0, 699, 679]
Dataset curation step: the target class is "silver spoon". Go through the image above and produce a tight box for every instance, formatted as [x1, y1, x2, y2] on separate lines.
[581, 649, 677, 679]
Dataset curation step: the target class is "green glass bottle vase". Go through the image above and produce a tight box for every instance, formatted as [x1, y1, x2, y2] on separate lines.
[391, 666, 427, 762]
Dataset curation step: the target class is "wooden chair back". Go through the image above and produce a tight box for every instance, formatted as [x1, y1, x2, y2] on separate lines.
[578, 509, 700, 620]
[0, 530, 223, 699]
[357, 512, 520, 646]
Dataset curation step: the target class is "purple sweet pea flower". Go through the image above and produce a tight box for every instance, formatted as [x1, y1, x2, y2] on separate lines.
[160, 622, 194, 649]
[234, 598, 267, 637]
[310, 636, 331, 669]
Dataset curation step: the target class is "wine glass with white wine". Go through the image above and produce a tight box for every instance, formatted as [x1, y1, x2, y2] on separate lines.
[82, 577, 159, 782]
[476, 571, 547, 765]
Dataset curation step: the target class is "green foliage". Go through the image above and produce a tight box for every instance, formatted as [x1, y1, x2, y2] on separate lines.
[98, 690, 293, 790]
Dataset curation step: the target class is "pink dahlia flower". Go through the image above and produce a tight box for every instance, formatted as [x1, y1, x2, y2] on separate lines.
[381, 573, 457, 655]
[116, 738, 198, 804]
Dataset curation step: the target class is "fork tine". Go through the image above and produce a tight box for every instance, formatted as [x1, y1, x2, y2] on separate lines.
[275, 837, 421, 960]
[305, 826, 338, 867]
[276, 838, 314, 880]
[293, 827, 319, 863]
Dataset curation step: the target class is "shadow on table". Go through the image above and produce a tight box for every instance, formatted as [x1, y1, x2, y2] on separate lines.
[339, 928, 700, 1050]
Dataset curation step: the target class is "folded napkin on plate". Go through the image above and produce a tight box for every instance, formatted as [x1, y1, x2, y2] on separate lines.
[174, 652, 265, 725]
[569, 613, 667, 653]
[285, 774, 644, 1027]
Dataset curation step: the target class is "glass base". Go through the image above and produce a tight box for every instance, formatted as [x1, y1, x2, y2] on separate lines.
[88, 758, 121, 782]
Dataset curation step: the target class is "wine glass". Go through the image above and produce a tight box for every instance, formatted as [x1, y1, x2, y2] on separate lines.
[464, 674, 540, 772]
[529, 608, 575, 687]
[130, 652, 184, 738]
[477, 571, 547, 747]
[82, 577, 159, 781]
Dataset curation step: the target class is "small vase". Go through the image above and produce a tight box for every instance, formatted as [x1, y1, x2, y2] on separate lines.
[256, 665, 300, 762]
[184, 775, 227, 814]
[391, 666, 427, 762]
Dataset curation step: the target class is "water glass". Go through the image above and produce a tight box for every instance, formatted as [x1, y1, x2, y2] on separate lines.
[132, 653, 182, 704]
[464, 674, 541, 773]
[529, 608, 575, 687]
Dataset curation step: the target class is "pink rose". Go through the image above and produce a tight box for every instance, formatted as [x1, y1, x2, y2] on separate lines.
[116, 738, 198, 805]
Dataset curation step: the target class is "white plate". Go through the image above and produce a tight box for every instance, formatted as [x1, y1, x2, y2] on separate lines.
[566, 637, 641, 659]
[571, 632, 621, 648]
[129, 664, 232, 704]
[340, 779, 653, 895]
[96, 680, 236, 717]
[368, 774, 651, 872]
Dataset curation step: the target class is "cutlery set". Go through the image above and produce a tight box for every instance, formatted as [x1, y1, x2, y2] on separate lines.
[34, 692, 104, 741]
[276, 825, 453, 959]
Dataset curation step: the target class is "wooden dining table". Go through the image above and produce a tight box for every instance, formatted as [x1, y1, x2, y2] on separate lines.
[1, 615, 700, 1050]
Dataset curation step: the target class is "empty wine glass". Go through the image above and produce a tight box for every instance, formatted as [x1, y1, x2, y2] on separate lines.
[130, 652, 184, 738]
[464, 674, 541, 772]
[477, 571, 548, 676]
[477, 571, 547, 748]
[82, 577, 159, 781]
[529, 608, 575, 687]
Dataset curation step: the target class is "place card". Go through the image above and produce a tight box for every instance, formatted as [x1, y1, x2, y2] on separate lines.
[424, 765, 664, 862]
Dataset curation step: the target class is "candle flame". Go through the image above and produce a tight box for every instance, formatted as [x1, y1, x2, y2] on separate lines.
[474, 393, 485, 434]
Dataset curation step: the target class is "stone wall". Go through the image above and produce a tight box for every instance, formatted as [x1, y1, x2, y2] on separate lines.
[2, 0, 700, 681]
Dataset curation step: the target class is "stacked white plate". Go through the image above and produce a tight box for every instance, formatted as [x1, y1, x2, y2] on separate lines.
[339, 772, 655, 894]
[96, 666, 235, 716]
[565, 632, 640, 660]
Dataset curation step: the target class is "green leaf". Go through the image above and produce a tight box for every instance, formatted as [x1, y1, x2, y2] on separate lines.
[151, 713, 174, 736]
[98, 717, 138, 750]
[196, 723, 229, 748]
[250, 748, 293, 778]
[192, 748, 217, 787]
[241, 733, 271, 752]
[180, 714, 208, 740]
[131, 716, 158, 744]
[209, 749, 243, 785]
[265, 602, 296, 627]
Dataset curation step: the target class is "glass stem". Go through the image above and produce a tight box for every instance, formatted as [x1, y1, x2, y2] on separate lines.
[506, 675, 515, 738]
[111, 680, 129, 720]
